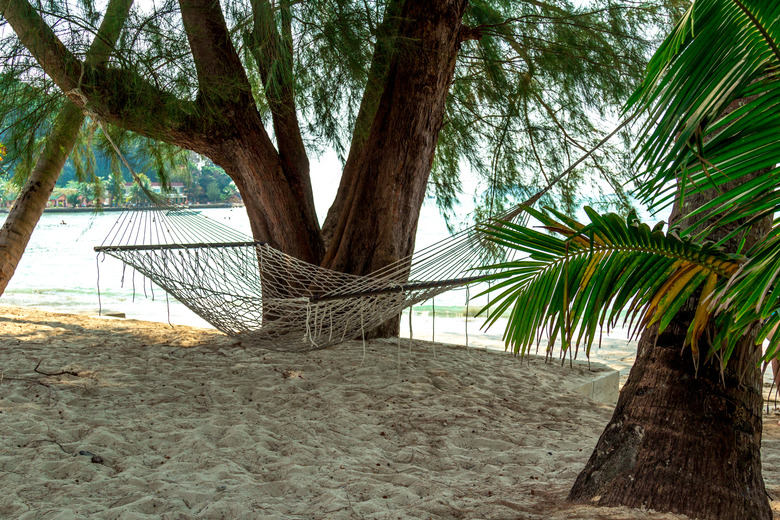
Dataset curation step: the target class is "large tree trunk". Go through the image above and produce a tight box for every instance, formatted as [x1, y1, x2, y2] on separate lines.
[321, 0, 467, 336]
[320, 0, 404, 251]
[2, 0, 470, 336]
[179, 0, 324, 265]
[569, 166, 774, 518]
[0, 0, 132, 296]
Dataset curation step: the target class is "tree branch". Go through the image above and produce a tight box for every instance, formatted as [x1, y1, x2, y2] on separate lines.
[0, 0, 208, 153]
[459, 24, 483, 42]
[0, 0, 82, 92]
[178, 0, 256, 110]
[321, 0, 403, 247]
[248, 0, 309, 179]
[84, 0, 133, 67]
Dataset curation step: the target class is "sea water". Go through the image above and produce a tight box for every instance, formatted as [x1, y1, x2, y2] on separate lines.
[1, 202, 658, 382]
[1, 203, 497, 330]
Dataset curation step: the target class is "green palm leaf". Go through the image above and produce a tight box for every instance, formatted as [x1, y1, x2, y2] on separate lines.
[630, 0, 780, 233]
[478, 0, 780, 368]
[476, 206, 742, 360]
[714, 231, 780, 345]
[625, 0, 780, 362]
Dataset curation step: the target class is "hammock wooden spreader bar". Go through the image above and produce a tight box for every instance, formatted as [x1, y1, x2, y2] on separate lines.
[308, 275, 489, 303]
[95, 241, 264, 252]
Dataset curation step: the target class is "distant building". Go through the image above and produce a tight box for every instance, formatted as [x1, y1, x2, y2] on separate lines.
[48, 193, 67, 207]
[124, 182, 187, 204]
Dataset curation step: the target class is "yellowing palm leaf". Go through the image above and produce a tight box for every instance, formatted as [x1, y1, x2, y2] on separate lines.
[477, 206, 742, 359]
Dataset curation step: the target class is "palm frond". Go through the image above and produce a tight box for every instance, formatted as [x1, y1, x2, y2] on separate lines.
[476, 206, 742, 359]
[630, 0, 780, 231]
[716, 230, 780, 332]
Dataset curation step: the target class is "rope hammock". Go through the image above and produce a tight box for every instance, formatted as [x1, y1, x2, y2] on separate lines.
[95, 196, 522, 351]
[91, 112, 630, 351]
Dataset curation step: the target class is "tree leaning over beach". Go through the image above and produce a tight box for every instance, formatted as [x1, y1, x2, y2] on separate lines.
[0, 0, 679, 334]
[480, 1, 780, 518]
[0, 0, 132, 295]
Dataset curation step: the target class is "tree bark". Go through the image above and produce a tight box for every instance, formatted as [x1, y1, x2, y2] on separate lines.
[208, 117, 324, 264]
[0, 105, 84, 294]
[568, 162, 774, 518]
[2, 0, 470, 336]
[177, 0, 324, 264]
[568, 320, 770, 519]
[321, 0, 404, 250]
[321, 0, 467, 336]
[0, 0, 133, 296]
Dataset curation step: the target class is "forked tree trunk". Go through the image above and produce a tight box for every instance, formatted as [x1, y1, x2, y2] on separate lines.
[178, 0, 324, 266]
[569, 169, 774, 518]
[321, 0, 467, 336]
[212, 119, 324, 266]
[2, 0, 469, 337]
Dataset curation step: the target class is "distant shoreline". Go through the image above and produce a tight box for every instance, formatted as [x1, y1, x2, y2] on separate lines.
[0, 202, 245, 214]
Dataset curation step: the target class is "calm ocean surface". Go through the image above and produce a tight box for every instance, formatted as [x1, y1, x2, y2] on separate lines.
[2, 203, 489, 330]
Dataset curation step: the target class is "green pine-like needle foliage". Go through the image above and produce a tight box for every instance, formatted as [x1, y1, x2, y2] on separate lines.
[0, 0, 685, 223]
[480, 0, 780, 370]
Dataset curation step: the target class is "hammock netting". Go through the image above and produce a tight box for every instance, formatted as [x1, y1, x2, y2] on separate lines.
[95, 195, 526, 351]
[74, 79, 628, 350]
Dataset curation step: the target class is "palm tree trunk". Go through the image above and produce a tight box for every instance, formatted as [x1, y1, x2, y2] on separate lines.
[0, 104, 85, 294]
[568, 164, 774, 519]
[568, 319, 770, 519]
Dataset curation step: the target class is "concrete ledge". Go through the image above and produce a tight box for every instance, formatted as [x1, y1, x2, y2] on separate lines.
[100, 311, 126, 318]
[80, 309, 126, 319]
[570, 369, 620, 405]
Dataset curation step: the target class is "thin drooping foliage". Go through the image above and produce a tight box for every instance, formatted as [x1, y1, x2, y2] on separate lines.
[0, 0, 683, 222]
[0, 0, 134, 297]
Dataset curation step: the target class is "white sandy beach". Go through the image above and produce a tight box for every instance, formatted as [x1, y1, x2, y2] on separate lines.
[1, 305, 779, 519]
